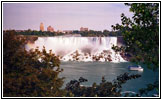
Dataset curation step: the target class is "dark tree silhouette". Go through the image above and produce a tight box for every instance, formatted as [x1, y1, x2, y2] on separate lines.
[3, 30, 65, 97]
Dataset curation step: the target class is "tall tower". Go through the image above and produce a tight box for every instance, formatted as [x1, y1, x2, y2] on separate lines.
[40, 22, 44, 31]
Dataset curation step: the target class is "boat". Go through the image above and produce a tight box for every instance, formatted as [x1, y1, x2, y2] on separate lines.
[128, 65, 144, 71]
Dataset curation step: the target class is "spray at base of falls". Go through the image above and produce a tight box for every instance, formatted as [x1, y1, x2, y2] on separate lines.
[26, 36, 127, 63]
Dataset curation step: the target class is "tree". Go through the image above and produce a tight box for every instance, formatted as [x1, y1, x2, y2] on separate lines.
[3, 30, 64, 97]
[112, 3, 159, 95]
[112, 3, 159, 70]
[65, 73, 141, 97]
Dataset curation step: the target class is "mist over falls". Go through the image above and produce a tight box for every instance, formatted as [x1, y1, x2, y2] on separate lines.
[26, 36, 126, 62]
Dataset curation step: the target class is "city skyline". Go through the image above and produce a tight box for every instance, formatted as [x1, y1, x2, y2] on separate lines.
[3, 3, 133, 31]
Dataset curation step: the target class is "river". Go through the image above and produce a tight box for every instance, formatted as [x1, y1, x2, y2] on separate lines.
[59, 61, 159, 96]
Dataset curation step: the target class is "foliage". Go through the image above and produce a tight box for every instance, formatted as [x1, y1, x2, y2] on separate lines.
[79, 30, 122, 37]
[15, 30, 64, 36]
[65, 73, 141, 97]
[3, 30, 64, 97]
[139, 81, 159, 96]
[111, 3, 159, 96]
[112, 3, 159, 71]
[14, 29, 122, 37]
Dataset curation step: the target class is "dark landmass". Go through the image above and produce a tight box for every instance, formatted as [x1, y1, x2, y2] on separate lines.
[7, 29, 122, 37]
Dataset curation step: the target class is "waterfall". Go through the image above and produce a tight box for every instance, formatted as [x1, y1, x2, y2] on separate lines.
[26, 36, 126, 62]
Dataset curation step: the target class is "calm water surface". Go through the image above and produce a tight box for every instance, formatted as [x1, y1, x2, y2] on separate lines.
[59, 61, 158, 95]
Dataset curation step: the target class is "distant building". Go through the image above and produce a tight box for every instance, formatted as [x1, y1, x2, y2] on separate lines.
[80, 27, 88, 31]
[47, 25, 54, 32]
[57, 30, 63, 33]
[40, 22, 44, 31]
[63, 30, 73, 34]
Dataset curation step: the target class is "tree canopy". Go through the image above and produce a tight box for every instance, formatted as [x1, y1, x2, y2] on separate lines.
[112, 3, 159, 71]
[3, 30, 64, 97]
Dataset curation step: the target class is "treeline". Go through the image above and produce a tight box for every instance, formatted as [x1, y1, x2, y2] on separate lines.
[15, 29, 64, 36]
[13, 29, 122, 37]
[79, 30, 122, 37]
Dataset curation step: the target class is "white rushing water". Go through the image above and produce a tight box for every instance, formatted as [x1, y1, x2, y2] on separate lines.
[26, 36, 126, 62]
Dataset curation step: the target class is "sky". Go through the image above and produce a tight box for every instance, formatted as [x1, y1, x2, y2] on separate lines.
[3, 3, 133, 31]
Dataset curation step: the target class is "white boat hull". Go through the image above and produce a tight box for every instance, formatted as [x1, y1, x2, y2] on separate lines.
[129, 67, 143, 71]
[128, 65, 144, 71]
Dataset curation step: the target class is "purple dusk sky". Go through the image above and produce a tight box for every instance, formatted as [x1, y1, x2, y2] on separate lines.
[3, 3, 133, 31]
